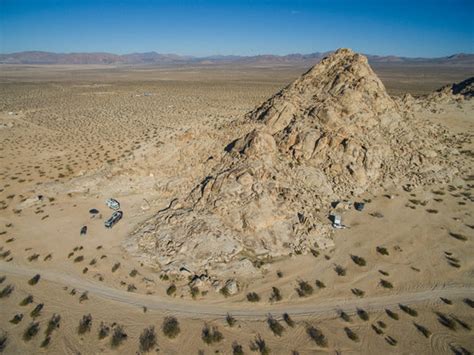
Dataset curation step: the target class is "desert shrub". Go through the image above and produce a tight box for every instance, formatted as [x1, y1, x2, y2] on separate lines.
[139, 326, 157, 352]
[23, 322, 40, 341]
[98, 322, 110, 339]
[315, 280, 326, 289]
[339, 310, 351, 322]
[28, 253, 40, 262]
[464, 298, 474, 308]
[129, 269, 138, 277]
[385, 336, 397, 346]
[232, 341, 244, 355]
[377, 321, 386, 328]
[334, 265, 346, 276]
[247, 292, 260, 302]
[310, 249, 320, 257]
[73, 255, 84, 263]
[219, 285, 230, 297]
[376, 246, 389, 256]
[78, 314, 93, 334]
[350, 255, 366, 266]
[0, 331, 7, 352]
[46, 314, 61, 336]
[379, 269, 389, 276]
[269, 287, 282, 302]
[296, 280, 313, 297]
[380, 279, 393, 289]
[30, 303, 44, 318]
[127, 284, 137, 292]
[44, 254, 52, 261]
[449, 232, 467, 241]
[371, 324, 383, 335]
[40, 336, 51, 348]
[89, 258, 97, 266]
[112, 262, 121, 272]
[190, 286, 199, 299]
[413, 323, 431, 338]
[267, 316, 284, 336]
[435, 312, 456, 330]
[276, 270, 283, 278]
[356, 308, 369, 321]
[0, 250, 11, 259]
[451, 315, 471, 330]
[201, 324, 223, 344]
[399, 304, 417, 317]
[344, 327, 359, 342]
[83, 267, 88, 274]
[306, 325, 327, 347]
[440, 297, 452, 305]
[250, 334, 270, 355]
[20, 295, 34, 306]
[0, 276, 5, 284]
[162, 316, 180, 338]
[111, 325, 127, 347]
[226, 313, 236, 327]
[10, 313, 23, 324]
[351, 288, 365, 297]
[166, 284, 177, 296]
[79, 291, 89, 302]
[28, 274, 41, 285]
[68, 252, 74, 258]
[385, 309, 399, 320]
[0, 284, 14, 298]
[283, 313, 295, 327]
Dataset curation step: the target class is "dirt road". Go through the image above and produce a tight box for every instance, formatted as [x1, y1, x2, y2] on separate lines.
[2, 262, 472, 320]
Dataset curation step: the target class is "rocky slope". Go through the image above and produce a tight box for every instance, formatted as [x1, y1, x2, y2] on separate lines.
[127, 49, 460, 279]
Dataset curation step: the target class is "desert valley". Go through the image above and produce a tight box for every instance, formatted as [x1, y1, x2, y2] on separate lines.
[0, 48, 473, 355]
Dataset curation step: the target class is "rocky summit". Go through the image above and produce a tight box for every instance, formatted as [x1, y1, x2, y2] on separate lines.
[128, 48, 460, 279]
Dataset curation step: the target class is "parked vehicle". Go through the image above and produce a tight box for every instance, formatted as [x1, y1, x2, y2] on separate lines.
[106, 198, 120, 210]
[104, 211, 123, 228]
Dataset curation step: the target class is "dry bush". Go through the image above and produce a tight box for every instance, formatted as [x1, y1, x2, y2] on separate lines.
[296, 280, 313, 297]
[139, 326, 157, 352]
[23, 322, 40, 341]
[78, 314, 93, 334]
[350, 255, 366, 266]
[79, 291, 89, 303]
[376, 246, 389, 256]
[162, 316, 180, 338]
[28, 253, 40, 262]
[166, 284, 177, 296]
[0, 276, 5, 284]
[464, 298, 474, 308]
[28, 274, 41, 285]
[385, 336, 397, 346]
[371, 324, 383, 335]
[315, 280, 326, 289]
[98, 322, 110, 339]
[201, 324, 223, 344]
[449, 232, 467, 241]
[111, 325, 127, 347]
[450, 315, 471, 330]
[269, 287, 282, 302]
[30, 303, 44, 318]
[232, 341, 244, 355]
[46, 314, 61, 336]
[249, 334, 270, 355]
[306, 325, 327, 347]
[40, 336, 51, 348]
[399, 304, 418, 317]
[0, 284, 14, 298]
[344, 327, 359, 342]
[413, 323, 431, 338]
[10, 313, 23, 324]
[283, 313, 295, 327]
[267, 316, 284, 336]
[73, 255, 84, 263]
[356, 308, 369, 321]
[127, 284, 137, 292]
[19, 295, 34, 306]
[334, 265, 346, 276]
[385, 309, 399, 320]
[112, 262, 121, 272]
[351, 288, 365, 297]
[247, 292, 260, 302]
[190, 286, 199, 299]
[226, 313, 236, 327]
[339, 310, 351, 322]
[129, 269, 138, 277]
[380, 279, 393, 289]
[0, 330, 7, 352]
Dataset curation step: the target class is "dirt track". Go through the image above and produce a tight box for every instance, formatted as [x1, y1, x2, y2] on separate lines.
[2, 261, 472, 320]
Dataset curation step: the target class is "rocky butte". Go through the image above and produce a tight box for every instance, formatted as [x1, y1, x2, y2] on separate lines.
[126, 48, 460, 281]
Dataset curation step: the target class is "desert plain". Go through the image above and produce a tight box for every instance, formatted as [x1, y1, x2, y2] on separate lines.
[0, 52, 473, 354]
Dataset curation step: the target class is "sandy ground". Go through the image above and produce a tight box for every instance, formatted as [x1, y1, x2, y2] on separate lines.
[0, 65, 473, 354]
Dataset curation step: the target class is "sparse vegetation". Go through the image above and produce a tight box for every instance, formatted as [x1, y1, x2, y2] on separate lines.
[315, 280, 326, 289]
[30, 303, 44, 318]
[249, 334, 270, 355]
[28, 274, 41, 285]
[344, 327, 359, 342]
[139, 326, 157, 352]
[380, 279, 393, 288]
[10, 313, 23, 324]
[162, 316, 180, 338]
[19, 294, 34, 306]
[351, 288, 365, 297]
[111, 325, 127, 347]
[78, 314, 93, 334]
[386, 309, 399, 320]
[357, 308, 369, 321]
[166, 284, 177, 296]
[350, 254, 366, 266]
[247, 291, 260, 302]
[226, 313, 236, 327]
[283, 313, 295, 327]
[306, 325, 327, 347]
[0, 284, 14, 298]
[46, 314, 61, 336]
[23, 322, 40, 341]
[201, 324, 223, 344]
[99, 322, 110, 339]
[414, 322, 431, 338]
[376, 246, 389, 256]
[112, 262, 121, 272]
[269, 286, 282, 302]
[267, 315, 284, 336]
[232, 341, 244, 355]
[74, 255, 84, 263]
[296, 280, 313, 297]
[334, 264, 346, 276]
[399, 304, 418, 317]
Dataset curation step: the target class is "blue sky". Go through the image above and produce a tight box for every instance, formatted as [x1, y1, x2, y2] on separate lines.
[0, 0, 473, 57]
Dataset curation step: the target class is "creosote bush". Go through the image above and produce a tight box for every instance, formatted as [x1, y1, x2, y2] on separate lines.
[23, 322, 40, 341]
[28, 274, 41, 285]
[162, 316, 180, 338]
[269, 287, 282, 302]
[111, 325, 127, 348]
[139, 326, 157, 352]
[166, 284, 177, 296]
[247, 292, 260, 302]
[226, 313, 236, 327]
[296, 280, 313, 297]
[376, 246, 389, 256]
[78, 314, 93, 334]
[98, 322, 110, 339]
[267, 316, 284, 336]
[283, 313, 295, 327]
[201, 324, 223, 344]
[306, 325, 327, 347]
[350, 255, 366, 266]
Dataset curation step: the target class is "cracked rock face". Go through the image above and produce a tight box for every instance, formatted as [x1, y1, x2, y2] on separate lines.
[127, 48, 459, 279]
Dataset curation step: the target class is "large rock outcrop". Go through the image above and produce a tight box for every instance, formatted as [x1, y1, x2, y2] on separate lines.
[127, 49, 458, 278]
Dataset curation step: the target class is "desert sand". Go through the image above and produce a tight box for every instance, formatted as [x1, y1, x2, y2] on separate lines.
[0, 50, 473, 354]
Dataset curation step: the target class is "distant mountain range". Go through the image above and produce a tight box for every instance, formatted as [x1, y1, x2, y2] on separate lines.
[0, 50, 473, 66]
